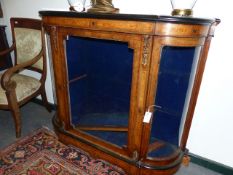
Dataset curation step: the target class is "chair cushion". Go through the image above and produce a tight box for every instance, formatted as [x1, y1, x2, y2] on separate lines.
[0, 74, 41, 105]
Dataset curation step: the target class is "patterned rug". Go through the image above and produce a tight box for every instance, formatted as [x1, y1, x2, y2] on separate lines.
[0, 127, 126, 175]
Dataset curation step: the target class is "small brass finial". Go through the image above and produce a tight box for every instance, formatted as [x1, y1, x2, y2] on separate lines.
[171, 9, 193, 16]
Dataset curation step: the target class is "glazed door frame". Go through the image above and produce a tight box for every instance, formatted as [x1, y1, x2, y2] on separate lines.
[49, 25, 153, 160]
[140, 35, 207, 163]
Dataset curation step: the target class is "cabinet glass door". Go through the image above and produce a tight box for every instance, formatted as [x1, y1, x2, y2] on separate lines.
[65, 36, 133, 147]
[148, 46, 201, 158]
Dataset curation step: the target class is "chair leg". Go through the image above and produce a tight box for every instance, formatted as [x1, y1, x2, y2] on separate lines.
[6, 91, 21, 138]
[41, 87, 52, 112]
[10, 105, 21, 138]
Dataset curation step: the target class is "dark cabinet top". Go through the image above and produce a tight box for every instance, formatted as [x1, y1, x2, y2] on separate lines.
[39, 10, 219, 25]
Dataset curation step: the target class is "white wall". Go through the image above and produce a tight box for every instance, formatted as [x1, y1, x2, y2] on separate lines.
[1, 0, 233, 168]
[188, 0, 233, 168]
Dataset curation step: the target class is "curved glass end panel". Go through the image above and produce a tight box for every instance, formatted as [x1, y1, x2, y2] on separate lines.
[148, 46, 201, 158]
[65, 36, 133, 147]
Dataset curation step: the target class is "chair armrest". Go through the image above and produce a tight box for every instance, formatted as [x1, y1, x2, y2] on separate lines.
[0, 42, 16, 56]
[1, 48, 43, 91]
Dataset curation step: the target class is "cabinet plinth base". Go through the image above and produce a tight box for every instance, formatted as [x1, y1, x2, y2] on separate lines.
[53, 115, 182, 175]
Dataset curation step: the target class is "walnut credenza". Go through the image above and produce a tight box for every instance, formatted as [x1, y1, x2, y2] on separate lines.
[40, 11, 219, 175]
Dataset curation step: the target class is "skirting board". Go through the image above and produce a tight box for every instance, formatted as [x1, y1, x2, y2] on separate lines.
[32, 99, 233, 175]
[189, 153, 233, 175]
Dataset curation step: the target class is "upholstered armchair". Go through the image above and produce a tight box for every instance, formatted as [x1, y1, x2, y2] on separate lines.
[0, 18, 51, 138]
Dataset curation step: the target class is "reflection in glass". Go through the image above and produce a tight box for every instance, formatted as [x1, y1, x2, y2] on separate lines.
[66, 36, 133, 147]
[148, 46, 201, 158]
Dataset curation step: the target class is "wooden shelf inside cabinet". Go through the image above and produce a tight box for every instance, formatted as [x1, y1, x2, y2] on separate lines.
[40, 11, 220, 175]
